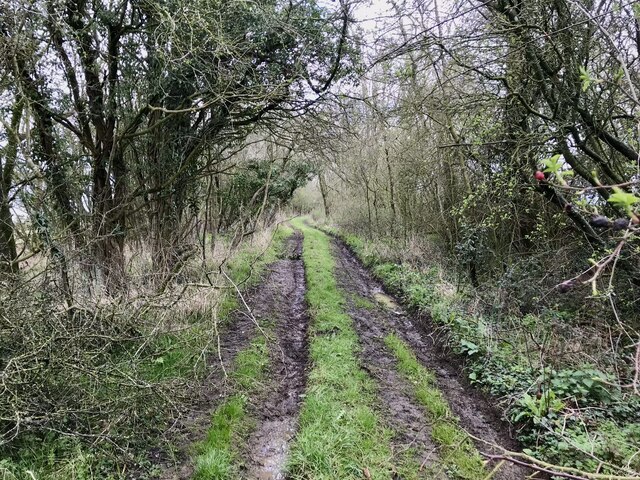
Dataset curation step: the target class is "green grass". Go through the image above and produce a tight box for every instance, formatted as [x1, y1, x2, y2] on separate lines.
[287, 218, 394, 479]
[193, 331, 271, 480]
[384, 334, 486, 479]
[352, 294, 376, 310]
[230, 332, 270, 391]
[194, 396, 246, 479]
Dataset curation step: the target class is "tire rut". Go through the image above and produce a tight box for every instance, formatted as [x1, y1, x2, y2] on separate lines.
[241, 231, 309, 480]
[156, 280, 266, 479]
[331, 238, 530, 480]
[157, 232, 309, 480]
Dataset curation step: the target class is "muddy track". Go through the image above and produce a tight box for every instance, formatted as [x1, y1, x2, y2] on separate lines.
[241, 231, 309, 479]
[331, 238, 530, 479]
[157, 233, 308, 480]
[332, 252, 446, 476]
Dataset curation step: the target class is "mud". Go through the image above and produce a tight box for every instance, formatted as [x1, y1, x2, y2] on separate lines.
[331, 238, 530, 480]
[155, 233, 308, 480]
[241, 232, 309, 479]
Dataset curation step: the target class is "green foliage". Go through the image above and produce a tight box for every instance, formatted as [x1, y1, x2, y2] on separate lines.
[578, 66, 593, 91]
[511, 391, 565, 424]
[608, 191, 640, 215]
[339, 229, 640, 477]
[542, 154, 573, 185]
[219, 162, 312, 233]
[548, 368, 612, 405]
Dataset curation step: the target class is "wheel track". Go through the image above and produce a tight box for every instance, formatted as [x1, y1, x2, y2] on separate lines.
[241, 231, 309, 480]
[331, 237, 531, 479]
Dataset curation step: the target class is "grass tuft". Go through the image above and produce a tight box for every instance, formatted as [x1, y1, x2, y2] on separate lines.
[384, 333, 486, 479]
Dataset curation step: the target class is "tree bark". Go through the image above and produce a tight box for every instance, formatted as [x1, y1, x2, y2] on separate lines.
[0, 101, 22, 274]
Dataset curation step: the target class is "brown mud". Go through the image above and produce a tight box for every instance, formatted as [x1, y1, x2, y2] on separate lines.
[156, 233, 308, 480]
[331, 237, 531, 479]
[241, 231, 309, 479]
[155, 228, 534, 480]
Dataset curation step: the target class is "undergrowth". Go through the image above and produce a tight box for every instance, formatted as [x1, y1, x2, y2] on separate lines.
[335, 228, 640, 477]
[0, 223, 293, 480]
[286, 219, 394, 479]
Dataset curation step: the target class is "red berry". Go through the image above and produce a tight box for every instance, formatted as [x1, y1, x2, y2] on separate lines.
[534, 171, 546, 181]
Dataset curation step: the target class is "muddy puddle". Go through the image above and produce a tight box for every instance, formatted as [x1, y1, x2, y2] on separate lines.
[331, 238, 531, 480]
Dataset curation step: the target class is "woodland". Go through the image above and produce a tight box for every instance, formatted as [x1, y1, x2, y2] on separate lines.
[1, 0, 640, 479]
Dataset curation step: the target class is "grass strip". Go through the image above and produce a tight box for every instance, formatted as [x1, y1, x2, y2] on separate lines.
[193, 333, 270, 479]
[287, 219, 394, 479]
[384, 334, 486, 479]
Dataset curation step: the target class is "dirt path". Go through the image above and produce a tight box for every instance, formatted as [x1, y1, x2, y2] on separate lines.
[157, 233, 308, 480]
[159, 228, 534, 479]
[330, 238, 530, 479]
[156, 285, 261, 480]
[241, 232, 309, 479]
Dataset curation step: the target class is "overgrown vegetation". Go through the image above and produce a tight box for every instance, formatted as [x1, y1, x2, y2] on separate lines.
[0, 223, 292, 479]
[336, 230, 640, 477]
[1, 0, 354, 475]
[286, 220, 395, 479]
[3, 0, 640, 476]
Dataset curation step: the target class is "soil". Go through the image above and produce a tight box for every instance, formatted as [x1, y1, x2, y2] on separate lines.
[156, 230, 533, 480]
[241, 232, 309, 479]
[330, 238, 532, 480]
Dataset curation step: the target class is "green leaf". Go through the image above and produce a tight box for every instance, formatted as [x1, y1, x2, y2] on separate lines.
[608, 191, 640, 212]
[579, 66, 592, 92]
[542, 154, 563, 174]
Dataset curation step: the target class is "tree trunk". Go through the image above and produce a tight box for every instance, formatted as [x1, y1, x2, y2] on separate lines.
[0, 102, 22, 274]
[318, 172, 330, 218]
